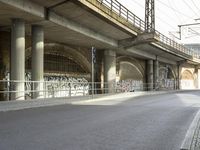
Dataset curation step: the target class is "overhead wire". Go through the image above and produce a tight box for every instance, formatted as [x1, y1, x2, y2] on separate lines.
[182, 0, 199, 17]
[129, 0, 178, 31]
[190, 0, 200, 14]
[156, 0, 194, 19]
[167, 0, 183, 24]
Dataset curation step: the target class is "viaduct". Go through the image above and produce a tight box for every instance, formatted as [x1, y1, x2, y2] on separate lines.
[0, 0, 200, 100]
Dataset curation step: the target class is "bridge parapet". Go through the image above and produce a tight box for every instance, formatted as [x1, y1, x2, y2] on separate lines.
[82, 0, 200, 60]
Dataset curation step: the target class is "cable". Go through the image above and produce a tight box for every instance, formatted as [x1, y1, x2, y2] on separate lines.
[129, 0, 180, 24]
[167, 0, 183, 23]
[156, 0, 194, 19]
[182, 0, 199, 17]
[191, 0, 200, 14]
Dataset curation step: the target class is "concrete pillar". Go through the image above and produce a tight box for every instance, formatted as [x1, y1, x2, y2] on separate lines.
[104, 50, 116, 93]
[31, 25, 44, 99]
[198, 69, 200, 89]
[153, 60, 159, 90]
[0, 55, 4, 101]
[11, 19, 25, 100]
[177, 64, 181, 90]
[194, 67, 198, 89]
[147, 59, 154, 91]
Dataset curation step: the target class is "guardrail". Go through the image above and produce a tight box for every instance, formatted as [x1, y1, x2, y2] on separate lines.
[96, 0, 145, 30]
[0, 80, 175, 101]
[87, 0, 200, 59]
[155, 31, 199, 58]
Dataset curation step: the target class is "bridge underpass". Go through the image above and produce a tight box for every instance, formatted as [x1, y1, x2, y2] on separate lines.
[0, 0, 200, 101]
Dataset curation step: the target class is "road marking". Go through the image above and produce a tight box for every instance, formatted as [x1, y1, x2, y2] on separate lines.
[180, 109, 200, 150]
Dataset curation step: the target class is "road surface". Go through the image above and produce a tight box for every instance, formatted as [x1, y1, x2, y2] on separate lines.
[0, 91, 200, 150]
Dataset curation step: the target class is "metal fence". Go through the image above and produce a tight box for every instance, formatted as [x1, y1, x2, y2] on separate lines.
[87, 0, 200, 59]
[0, 80, 176, 101]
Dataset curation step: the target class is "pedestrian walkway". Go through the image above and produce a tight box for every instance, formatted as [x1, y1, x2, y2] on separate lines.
[0, 90, 197, 112]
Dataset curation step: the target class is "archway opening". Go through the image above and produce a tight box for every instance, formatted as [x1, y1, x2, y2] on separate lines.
[180, 70, 194, 89]
[116, 57, 144, 92]
[159, 66, 176, 90]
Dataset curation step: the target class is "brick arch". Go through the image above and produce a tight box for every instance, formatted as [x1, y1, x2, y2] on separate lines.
[159, 66, 176, 80]
[181, 69, 194, 80]
[116, 56, 145, 80]
[25, 43, 91, 73]
[158, 66, 176, 89]
[180, 69, 195, 89]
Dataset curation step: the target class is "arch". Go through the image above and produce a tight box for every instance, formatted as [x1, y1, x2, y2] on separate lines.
[119, 61, 143, 80]
[159, 66, 176, 80]
[180, 69, 195, 89]
[116, 56, 145, 80]
[116, 56, 145, 91]
[158, 66, 176, 90]
[25, 43, 91, 73]
[181, 69, 194, 80]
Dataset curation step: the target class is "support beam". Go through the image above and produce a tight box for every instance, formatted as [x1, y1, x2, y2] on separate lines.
[48, 11, 118, 48]
[0, 0, 45, 18]
[11, 19, 25, 100]
[126, 47, 156, 60]
[31, 25, 44, 99]
[153, 59, 159, 90]
[104, 50, 116, 93]
[147, 59, 154, 91]
[198, 69, 200, 89]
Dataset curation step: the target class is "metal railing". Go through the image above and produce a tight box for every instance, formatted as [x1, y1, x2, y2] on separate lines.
[155, 31, 199, 58]
[0, 80, 176, 101]
[96, 0, 145, 30]
[86, 0, 200, 59]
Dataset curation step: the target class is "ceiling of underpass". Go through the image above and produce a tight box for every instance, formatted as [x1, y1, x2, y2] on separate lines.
[0, 0, 199, 64]
[0, 0, 133, 49]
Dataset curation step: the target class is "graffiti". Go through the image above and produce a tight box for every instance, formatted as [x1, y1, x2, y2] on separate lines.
[159, 67, 175, 90]
[4, 72, 89, 99]
[43, 76, 89, 98]
[158, 79, 175, 90]
[116, 80, 143, 92]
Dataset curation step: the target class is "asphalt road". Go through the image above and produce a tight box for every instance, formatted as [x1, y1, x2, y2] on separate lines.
[0, 91, 200, 150]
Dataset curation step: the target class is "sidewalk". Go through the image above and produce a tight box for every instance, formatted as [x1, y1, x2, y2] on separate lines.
[0, 90, 196, 112]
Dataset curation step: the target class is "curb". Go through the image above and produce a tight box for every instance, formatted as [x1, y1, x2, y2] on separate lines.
[0, 90, 199, 112]
[180, 110, 200, 150]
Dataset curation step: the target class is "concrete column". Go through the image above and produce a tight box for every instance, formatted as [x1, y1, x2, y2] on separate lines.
[194, 67, 198, 89]
[31, 25, 44, 99]
[177, 64, 181, 90]
[147, 59, 154, 91]
[198, 69, 200, 89]
[153, 60, 159, 90]
[11, 19, 25, 100]
[104, 50, 116, 93]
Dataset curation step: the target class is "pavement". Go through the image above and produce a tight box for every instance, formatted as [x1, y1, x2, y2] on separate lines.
[0, 90, 200, 150]
[0, 90, 189, 112]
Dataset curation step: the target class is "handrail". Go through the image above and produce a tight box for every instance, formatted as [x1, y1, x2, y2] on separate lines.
[86, 0, 200, 59]
[96, 0, 145, 31]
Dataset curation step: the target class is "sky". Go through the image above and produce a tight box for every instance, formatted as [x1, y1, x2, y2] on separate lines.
[118, 0, 200, 44]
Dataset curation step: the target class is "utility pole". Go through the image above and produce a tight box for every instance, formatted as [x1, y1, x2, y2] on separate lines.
[145, 0, 155, 32]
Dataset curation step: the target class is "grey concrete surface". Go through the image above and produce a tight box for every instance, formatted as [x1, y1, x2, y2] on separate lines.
[0, 91, 200, 150]
[0, 91, 181, 112]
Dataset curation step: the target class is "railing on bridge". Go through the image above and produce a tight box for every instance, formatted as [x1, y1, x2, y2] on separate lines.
[88, 0, 200, 59]
[96, 0, 145, 30]
[0, 80, 175, 101]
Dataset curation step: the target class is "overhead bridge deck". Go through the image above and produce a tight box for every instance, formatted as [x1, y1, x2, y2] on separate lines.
[0, 0, 199, 65]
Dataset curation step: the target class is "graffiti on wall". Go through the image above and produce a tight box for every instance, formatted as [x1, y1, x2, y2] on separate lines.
[159, 66, 175, 90]
[116, 80, 143, 92]
[4, 72, 89, 99]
